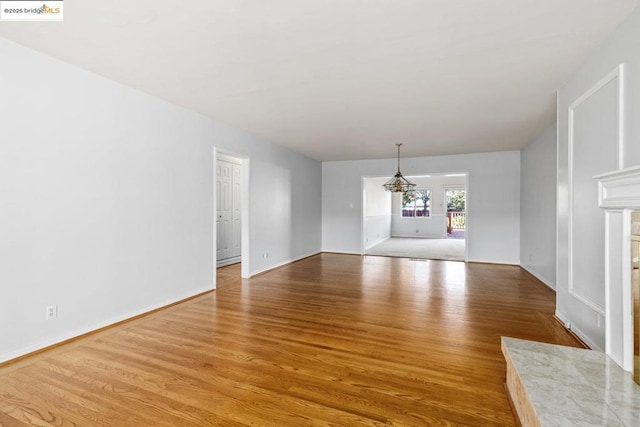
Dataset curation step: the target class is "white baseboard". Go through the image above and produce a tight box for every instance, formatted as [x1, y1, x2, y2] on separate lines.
[0, 286, 215, 364]
[365, 236, 390, 250]
[249, 250, 321, 277]
[217, 256, 241, 268]
[466, 258, 518, 266]
[520, 265, 556, 290]
[390, 234, 445, 239]
[321, 249, 361, 255]
[555, 311, 571, 328]
[569, 324, 601, 351]
[554, 310, 600, 351]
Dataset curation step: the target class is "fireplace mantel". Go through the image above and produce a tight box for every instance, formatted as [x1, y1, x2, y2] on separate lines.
[595, 165, 640, 372]
[596, 165, 640, 209]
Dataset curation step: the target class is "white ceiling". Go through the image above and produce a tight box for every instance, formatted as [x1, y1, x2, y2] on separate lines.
[1, 0, 638, 161]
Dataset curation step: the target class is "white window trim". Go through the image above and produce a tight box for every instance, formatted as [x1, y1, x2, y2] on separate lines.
[401, 188, 432, 219]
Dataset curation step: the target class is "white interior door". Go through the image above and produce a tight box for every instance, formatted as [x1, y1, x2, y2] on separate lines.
[216, 160, 232, 261]
[231, 163, 242, 258]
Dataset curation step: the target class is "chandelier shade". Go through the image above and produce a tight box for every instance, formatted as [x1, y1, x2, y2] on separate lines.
[383, 144, 416, 193]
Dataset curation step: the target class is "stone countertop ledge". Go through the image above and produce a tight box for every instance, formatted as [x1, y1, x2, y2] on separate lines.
[502, 337, 640, 426]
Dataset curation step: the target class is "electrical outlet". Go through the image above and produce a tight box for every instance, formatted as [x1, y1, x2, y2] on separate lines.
[262, 253, 269, 259]
[46, 304, 57, 320]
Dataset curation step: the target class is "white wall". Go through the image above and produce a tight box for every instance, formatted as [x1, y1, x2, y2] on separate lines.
[363, 177, 391, 249]
[391, 175, 465, 238]
[520, 124, 557, 289]
[557, 5, 640, 350]
[0, 38, 321, 363]
[323, 151, 520, 264]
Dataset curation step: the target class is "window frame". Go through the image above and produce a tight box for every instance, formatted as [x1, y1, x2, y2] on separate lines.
[401, 188, 432, 219]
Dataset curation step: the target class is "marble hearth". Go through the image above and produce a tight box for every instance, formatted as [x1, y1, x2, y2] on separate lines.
[502, 337, 640, 426]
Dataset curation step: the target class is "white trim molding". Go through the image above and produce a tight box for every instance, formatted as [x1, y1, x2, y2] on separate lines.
[567, 64, 625, 316]
[249, 250, 321, 277]
[568, 64, 625, 170]
[597, 165, 640, 208]
[554, 311, 601, 351]
[520, 264, 555, 291]
[595, 166, 640, 372]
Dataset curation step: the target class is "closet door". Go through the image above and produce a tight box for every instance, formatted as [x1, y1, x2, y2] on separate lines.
[216, 160, 232, 261]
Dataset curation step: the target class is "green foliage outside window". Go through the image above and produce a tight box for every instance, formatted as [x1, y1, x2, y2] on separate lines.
[446, 190, 465, 212]
[402, 189, 430, 217]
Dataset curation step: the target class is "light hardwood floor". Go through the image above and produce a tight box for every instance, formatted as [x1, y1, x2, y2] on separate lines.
[0, 254, 581, 426]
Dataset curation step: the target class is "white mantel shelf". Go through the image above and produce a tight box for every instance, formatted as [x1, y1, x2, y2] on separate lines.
[596, 165, 640, 209]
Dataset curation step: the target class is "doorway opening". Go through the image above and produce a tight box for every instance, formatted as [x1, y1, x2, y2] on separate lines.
[362, 174, 467, 261]
[445, 187, 466, 240]
[215, 149, 250, 280]
[216, 153, 242, 267]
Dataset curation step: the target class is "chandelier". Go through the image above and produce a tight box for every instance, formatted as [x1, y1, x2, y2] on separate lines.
[383, 143, 416, 193]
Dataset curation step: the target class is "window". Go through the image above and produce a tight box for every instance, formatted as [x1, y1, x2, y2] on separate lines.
[402, 189, 431, 217]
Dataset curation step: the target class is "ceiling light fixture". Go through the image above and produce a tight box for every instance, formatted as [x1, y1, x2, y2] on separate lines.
[383, 143, 416, 193]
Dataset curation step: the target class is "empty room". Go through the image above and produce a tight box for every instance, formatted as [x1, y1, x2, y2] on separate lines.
[2, 1, 640, 425]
